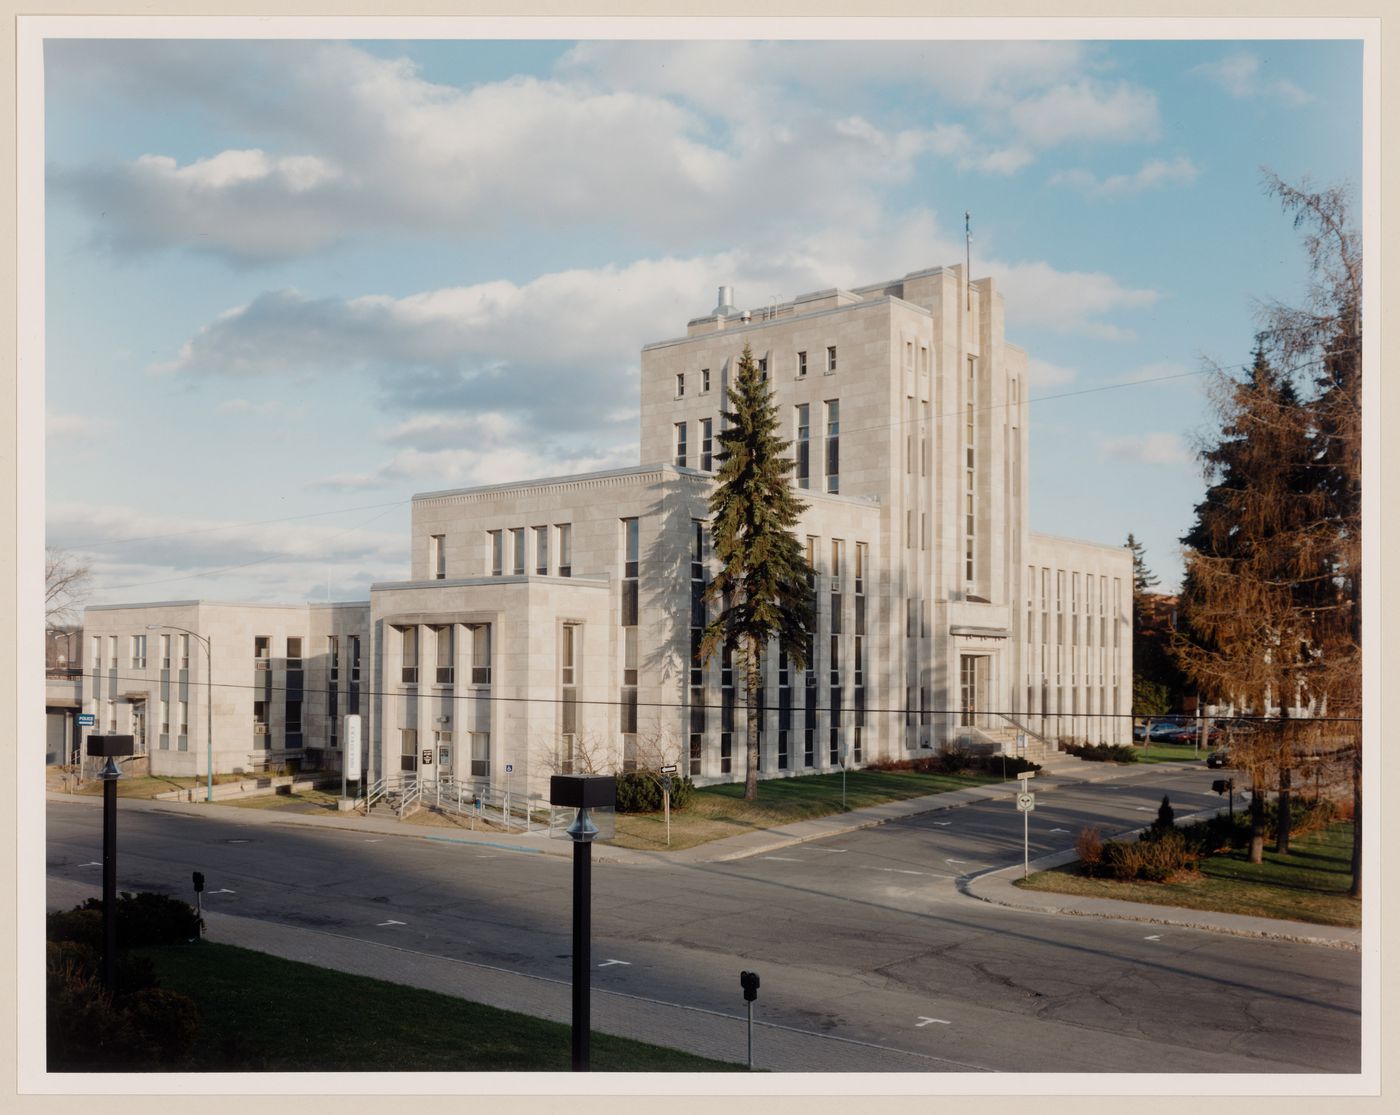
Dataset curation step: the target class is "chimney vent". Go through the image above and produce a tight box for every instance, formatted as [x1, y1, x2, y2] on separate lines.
[713, 285, 736, 316]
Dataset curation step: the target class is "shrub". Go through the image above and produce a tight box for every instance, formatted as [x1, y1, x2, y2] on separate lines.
[982, 754, 1042, 777]
[1152, 794, 1176, 834]
[1101, 839, 1144, 881]
[1075, 826, 1105, 876]
[934, 745, 974, 774]
[613, 772, 695, 813]
[125, 988, 200, 1064]
[63, 892, 202, 948]
[1063, 742, 1138, 764]
[1135, 829, 1198, 882]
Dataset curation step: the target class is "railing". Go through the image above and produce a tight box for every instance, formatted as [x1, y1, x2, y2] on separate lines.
[996, 713, 1057, 756]
[363, 775, 561, 831]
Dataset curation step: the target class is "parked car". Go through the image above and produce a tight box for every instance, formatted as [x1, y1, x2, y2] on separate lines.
[1206, 747, 1232, 768]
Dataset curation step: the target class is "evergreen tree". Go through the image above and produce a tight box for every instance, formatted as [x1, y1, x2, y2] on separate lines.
[1125, 533, 1159, 597]
[1126, 534, 1184, 719]
[701, 342, 815, 801]
[1176, 343, 1326, 861]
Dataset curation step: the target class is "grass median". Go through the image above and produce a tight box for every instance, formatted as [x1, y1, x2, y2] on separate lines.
[611, 768, 997, 851]
[1016, 820, 1359, 927]
[133, 940, 746, 1072]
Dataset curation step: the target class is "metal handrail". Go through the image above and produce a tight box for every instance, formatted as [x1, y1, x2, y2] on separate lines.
[996, 713, 1057, 754]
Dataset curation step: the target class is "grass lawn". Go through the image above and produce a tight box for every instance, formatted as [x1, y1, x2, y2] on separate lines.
[133, 941, 745, 1072]
[1134, 744, 1210, 764]
[1016, 821, 1359, 927]
[221, 788, 345, 813]
[65, 773, 261, 799]
[611, 768, 996, 851]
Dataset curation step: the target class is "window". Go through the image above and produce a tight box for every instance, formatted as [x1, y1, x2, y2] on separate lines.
[674, 421, 688, 468]
[720, 732, 733, 774]
[701, 367, 711, 393]
[623, 628, 638, 686]
[825, 400, 840, 493]
[557, 523, 572, 577]
[854, 636, 864, 688]
[130, 634, 147, 669]
[178, 700, 189, 738]
[691, 520, 705, 581]
[689, 733, 702, 777]
[328, 635, 340, 681]
[489, 530, 504, 576]
[561, 624, 578, 686]
[159, 634, 171, 670]
[758, 356, 768, 381]
[511, 528, 526, 575]
[430, 534, 446, 579]
[855, 542, 866, 595]
[700, 418, 713, 472]
[350, 635, 361, 684]
[107, 700, 116, 733]
[471, 624, 492, 684]
[108, 635, 117, 666]
[401, 626, 418, 684]
[401, 728, 418, 773]
[623, 518, 639, 578]
[826, 346, 837, 374]
[794, 403, 810, 489]
[286, 700, 302, 736]
[435, 625, 454, 684]
[471, 732, 490, 778]
[254, 637, 270, 668]
[287, 637, 303, 671]
[829, 634, 840, 688]
[778, 730, 789, 770]
[797, 351, 807, 378]
[676, 372, 685, 397]
[180, 634, 190, 671]
[92, 636, 102, 669]
[159, 700, 170, 735]
[535, 526, 549, 575]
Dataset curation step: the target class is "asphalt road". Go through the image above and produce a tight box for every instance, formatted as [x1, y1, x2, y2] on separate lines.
[45, 763, 1361, 1074]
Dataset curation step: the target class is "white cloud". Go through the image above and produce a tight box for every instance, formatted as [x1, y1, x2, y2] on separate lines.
[47, 411, 106, 437]
[1008, 81, 1160, 147]
[1099, 432, 1193, 466]
[1025, 358, 1078, 390]
[1050, 156, 1199, 197]
[1191, 53, 1313, 106]
[216, 398, 283, 416]
[993, 261, 1158, 341]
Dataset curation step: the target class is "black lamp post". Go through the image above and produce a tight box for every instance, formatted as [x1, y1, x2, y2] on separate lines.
[87, 734, 134, 992]
[549, 774, 616, 1072]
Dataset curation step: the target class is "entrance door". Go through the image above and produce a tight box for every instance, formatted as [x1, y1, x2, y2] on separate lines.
[130, 703, 146, 752]
[959, 655, 988, 728]
[435, 731, 453, 779]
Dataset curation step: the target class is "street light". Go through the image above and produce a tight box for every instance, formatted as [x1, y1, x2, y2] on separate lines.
[147, 624, 214, 802]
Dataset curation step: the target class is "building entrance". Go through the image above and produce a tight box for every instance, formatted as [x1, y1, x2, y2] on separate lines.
[959, 655, 989, 728]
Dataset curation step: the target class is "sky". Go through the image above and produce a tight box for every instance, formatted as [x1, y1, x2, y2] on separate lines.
[40, 30, 1364, 607]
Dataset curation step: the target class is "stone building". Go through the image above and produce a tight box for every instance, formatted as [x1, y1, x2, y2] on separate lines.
[81, 263, 1132, 795]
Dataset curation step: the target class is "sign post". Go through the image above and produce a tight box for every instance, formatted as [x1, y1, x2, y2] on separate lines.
[344, 715, 362, 808]
[1016, 771, 1036, 880]
[661, 765, 677, 847]
[506, 762, 514, 823]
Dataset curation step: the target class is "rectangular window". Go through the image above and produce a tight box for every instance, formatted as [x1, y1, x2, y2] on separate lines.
[471, 732, 490, 778]
[287, 637, 303, 671]
[778, 730, 789, 770]
[674, 421, 688, 468]
[130, 635, 147, 669]
[804, 728, 815, 767]
[430, 534, 446, 579]
[676, 372, 685, 397]
[350, 635, 361, 684]
[435, 625, 454, 684]
[328, 635, 339, 682]
[401, 626, 418, 684]
[92, 636, 102, 669]
[535, 526, 549, 576]
[700, 417, 713, 471]
[108, 635, 117, 666]
[797, 351, 807, 378]
[721, 732, 733, 774]
[159, 699, 169, 735]
[159, 634, 171, 670]
[511, 528, 525, 575]
[691, 520, 705, 581]
[794, 403, 810, 489]
[401, 728, 418, 773]
[757, 356, 768, 381]
[689, 733, 702, 777]
[825, 400, 840, 493]
[178, 700, 189, 737]
[701, 367, 711, 393]
[556, 523, 572, 577]
[854, 542, 866, 596]
[471, 624, 492, 684]
[561, 623, 577, 687]
[623, 627, 638, 686]
[829, 634, 840, 688]
[180, 634, 190, 671]
[826, 346, 837, 374]
[489, 530, 504, 576]
[286, 700, 302, 736]
[254, 636, 270, 668]
[623, 518, 639, 578]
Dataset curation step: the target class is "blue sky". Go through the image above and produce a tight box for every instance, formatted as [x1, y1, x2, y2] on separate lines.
[41, 33, 1363, 606]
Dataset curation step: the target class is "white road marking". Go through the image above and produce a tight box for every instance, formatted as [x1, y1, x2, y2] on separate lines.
[945, 858, 968, 864]
[1135, 807, 1153, 812]
[874, 867, 927, 876]
[1050, 828, 1069, 833]
[760, 856, 801, 862]
[598, 959, 631, 968]
[376, 919, 406, 927]
[1145, 934, 1162, 941]
[916, 1017, 952, 1027]
[227, 839, 251, 844]
[79, 861, 102, 867]
[364, 838, 383, 843]
[805, 847, 848, 854]
[208, 888, 236, 895]
[932, 821, 953, 827]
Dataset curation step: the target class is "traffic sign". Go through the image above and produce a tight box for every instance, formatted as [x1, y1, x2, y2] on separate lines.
[1016, 792, 1035, 812]
[505, 763, 513, 773]
[77, 713, 96, 728]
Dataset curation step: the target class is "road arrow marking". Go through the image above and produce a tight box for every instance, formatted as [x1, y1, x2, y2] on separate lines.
[376, 920, 405, 927]
[945, 858, 968, 864]
[598, 959, 631, 968]
[1144, 934, 1162, 941]
[79, 861, 102, 867]
[363, 838, 383, 843]
[208, 888, 236, 895]
[1049, 828, 1070, 833]
[932, 821, 952, 827]
[916, 1017, 951, 1027]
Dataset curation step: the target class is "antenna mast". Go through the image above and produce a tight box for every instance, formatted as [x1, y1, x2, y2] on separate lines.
[965, 210, 972, 311]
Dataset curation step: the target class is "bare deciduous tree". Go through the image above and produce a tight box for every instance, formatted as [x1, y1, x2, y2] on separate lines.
[45, 546, 92, 627]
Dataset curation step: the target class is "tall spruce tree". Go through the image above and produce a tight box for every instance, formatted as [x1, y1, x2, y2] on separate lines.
[1176, 344, 1326, 861]
[701, 342, 816, 801]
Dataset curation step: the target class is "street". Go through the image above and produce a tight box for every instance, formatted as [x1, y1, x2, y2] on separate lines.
[45, 763, 1361, 1073]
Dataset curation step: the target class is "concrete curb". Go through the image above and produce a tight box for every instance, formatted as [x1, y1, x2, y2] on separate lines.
[960, 810, 1361, 951]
